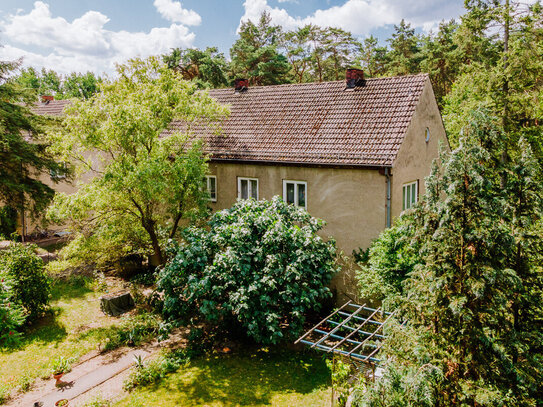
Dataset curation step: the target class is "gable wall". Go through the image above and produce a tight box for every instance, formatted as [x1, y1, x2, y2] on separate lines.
[390, 78, 449, 219]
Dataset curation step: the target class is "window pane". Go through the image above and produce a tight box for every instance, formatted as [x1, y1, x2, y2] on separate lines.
[209, 177, 216, 200]
[403, 186, 406, 210]
[250, 180, 258, 199]
[241, 179, 248, 199]
[412, 183, 416, 205]
[298, 183, 306, 207]
[406, 185, 411, 209]
[286, 183, 295, 204]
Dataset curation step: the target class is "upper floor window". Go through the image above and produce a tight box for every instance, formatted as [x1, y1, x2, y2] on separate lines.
[238, 177, 258, 200]
[205, 175, 217, 202]
[283, 180, 307, 209]
[403, 181, 418, 211]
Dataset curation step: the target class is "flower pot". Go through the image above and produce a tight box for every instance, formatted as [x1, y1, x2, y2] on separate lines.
[53, 373, 63, 385]
[55, 399, 69, 407]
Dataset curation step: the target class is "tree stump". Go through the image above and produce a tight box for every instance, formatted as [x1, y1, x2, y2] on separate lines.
[100, 291, 135, 316]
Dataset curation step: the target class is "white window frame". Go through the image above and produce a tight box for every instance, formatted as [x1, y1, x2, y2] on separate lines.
[403, 180, 418, 211]
[237, 177, 259, 200]
[205, 175, 217, 202]
[283, 180, 307, 209]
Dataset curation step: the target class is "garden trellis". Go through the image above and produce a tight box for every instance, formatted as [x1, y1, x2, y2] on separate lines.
[295, 301, 399, 366]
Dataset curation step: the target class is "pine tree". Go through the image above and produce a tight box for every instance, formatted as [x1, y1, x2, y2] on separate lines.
[229, 12, 291, 86]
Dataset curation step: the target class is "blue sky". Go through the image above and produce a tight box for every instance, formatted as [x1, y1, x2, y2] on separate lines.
[0, 0, 465, 76]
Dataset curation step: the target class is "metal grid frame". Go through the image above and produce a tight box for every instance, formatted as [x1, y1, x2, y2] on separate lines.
[295, 301, 397, 365]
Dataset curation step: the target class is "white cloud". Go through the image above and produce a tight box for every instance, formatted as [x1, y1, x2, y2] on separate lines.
[239, 0, 464, 35]
[0, 1, 197, 75]
[153, 0, 201, 26]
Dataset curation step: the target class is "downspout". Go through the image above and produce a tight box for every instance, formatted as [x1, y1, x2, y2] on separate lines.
[385, 167, 391, 228]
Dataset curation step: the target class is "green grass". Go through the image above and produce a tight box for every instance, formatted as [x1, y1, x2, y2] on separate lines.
[115, 347, 331, 407]
[0, 276, 122, 399]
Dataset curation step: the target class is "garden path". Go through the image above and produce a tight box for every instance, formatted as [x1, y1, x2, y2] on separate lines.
[5, 330, 187, 407]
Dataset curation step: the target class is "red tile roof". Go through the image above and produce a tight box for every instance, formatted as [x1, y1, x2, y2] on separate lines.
[32, 99, 71, 116]
[32, 74, 429, 167]
[168, 74, 429, 167]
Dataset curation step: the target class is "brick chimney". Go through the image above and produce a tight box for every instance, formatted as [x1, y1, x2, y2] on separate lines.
[234, 78, 248, 93]
[41, 95, 54, 104]
[345, 69, 365, 90]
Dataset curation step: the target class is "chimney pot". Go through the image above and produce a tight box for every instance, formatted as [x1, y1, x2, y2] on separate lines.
[234, 78, 248, 93]
[41, 95, 54, 104]
[345, 69, 365, 89]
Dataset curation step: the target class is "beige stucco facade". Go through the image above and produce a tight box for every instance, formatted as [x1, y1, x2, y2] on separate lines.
[207, 162, 387, 255]
[390, 78, 449, 218]
[206, 162, 387, 300]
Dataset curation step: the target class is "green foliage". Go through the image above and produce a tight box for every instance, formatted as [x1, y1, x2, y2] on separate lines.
[123, 349, 189, 391]
[49, 355, 75, 375]
[0, 274, 26, 347]
[0, 59, 66, 217]
[354, 363, 445, 407]
[361, 110, 543, 405]
[102, 312, 161, 351]
[230, 12, 291, 86]
[0, 206, 17, 240]
[158, 197, 338, 345]
[163, 47, 228, 89]
[15, 67, 100, 99]
[47, 56, 228, 265]
[0, 243, 50, 321]
[357, 215, 420, 307]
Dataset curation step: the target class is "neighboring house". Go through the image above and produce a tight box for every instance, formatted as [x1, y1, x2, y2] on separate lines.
[30, 71, 448, 299]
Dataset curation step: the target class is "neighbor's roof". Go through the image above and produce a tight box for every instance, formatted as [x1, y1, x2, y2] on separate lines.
[167, 73, 429, 167]
[32, 99, 72, 116]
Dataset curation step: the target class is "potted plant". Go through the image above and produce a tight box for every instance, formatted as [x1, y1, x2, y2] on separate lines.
[55, 399, 69, 406]
[50, 356, 73, 385]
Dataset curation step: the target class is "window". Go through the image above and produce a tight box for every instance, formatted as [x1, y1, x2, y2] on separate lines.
[425, 127, 430, 143]
[283, 180, 307, 209]
[403, 181, 418, 211]
[205, 175, 217, 202]
[238, 177, 258, 200]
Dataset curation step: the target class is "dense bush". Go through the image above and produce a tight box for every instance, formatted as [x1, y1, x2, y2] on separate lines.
[0, 275, 26, 347]
[356, 214, 420, 308]
[123, 349, 189, 391]
[158, 197, 338, 345]
[102, 312, 161, 351]
[0, 243, 50, 320]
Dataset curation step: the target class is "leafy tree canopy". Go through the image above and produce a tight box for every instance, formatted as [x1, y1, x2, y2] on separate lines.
[0, 58, 66, 220]
[163, 47, 229, 89]
[15, 67, 101, 100]
[47, 56, 229, 266]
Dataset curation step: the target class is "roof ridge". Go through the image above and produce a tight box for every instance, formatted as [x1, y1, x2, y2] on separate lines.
[209, 73, 429, 92]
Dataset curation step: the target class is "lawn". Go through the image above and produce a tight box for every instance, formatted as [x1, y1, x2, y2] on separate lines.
[0, 275, 122, 400]
[115, 347, 331, 407]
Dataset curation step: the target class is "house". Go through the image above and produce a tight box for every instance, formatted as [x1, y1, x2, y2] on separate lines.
[31, 70, 448, 298]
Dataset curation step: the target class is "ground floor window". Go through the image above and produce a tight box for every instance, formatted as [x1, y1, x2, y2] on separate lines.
[403, 180, 418, 210]
[206, 175, 217, 202]
[283, 180, 307, 209]
[238, 177, 258, 200]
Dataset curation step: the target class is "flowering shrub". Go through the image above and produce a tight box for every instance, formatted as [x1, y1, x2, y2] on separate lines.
[0, 243, 50, 320]
[158, 197, 338, 344]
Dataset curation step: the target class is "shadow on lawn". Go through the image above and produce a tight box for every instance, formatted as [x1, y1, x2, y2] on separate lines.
[3, 313, 68, 352]
[2, 277, 94, 353]
[156, 348, 330, 406]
